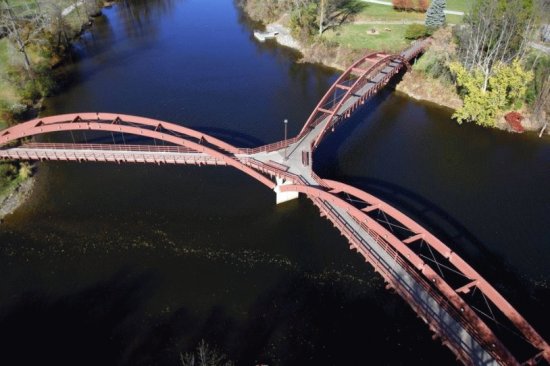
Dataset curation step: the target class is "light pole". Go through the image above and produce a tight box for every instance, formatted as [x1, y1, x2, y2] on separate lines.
[283, 118, 288, 160]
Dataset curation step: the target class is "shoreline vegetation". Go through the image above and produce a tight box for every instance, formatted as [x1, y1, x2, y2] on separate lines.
[0, 0, 108, 221]
[240, 0, 549, 135]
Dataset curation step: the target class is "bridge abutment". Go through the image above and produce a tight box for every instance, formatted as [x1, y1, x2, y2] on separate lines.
[274, 177, 299, 204]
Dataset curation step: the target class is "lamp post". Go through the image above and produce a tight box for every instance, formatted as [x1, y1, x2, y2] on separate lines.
[284, 118, 288, 160]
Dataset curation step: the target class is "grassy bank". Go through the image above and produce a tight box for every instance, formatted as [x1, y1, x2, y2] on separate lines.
[0, 0, 103, 212]
[324, 24, 411, 53]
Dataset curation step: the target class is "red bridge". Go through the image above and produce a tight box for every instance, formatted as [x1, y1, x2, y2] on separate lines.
[1, 40, 548, 365]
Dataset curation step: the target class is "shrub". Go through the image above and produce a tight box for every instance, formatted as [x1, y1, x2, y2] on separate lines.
[0, 163, 17, 180]
[18, 162, 33, 180]
[392, 0, 405, 10]
[19, 80, 42, 103]
[393, 0, 427, 12]
[405, 24, 429, 40]
[417, 0, 429, 12]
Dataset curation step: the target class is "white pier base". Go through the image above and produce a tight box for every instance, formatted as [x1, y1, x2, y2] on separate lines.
[274, 177, 299, 204]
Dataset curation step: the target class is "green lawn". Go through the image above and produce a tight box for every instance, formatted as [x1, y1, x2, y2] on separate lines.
[356, 3, 463, 24]
[325, 24, 412, 52]
[446, 0, 472, 13]
[0, 38, 19, 109]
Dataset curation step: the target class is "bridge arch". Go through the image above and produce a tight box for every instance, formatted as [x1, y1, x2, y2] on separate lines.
[0, 113, 276, 189]
[298, 51, 415, 150]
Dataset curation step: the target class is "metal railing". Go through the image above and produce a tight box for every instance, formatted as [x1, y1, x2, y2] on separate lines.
[19, 142, 198, 154]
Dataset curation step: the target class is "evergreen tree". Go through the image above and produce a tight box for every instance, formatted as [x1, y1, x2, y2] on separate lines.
[425, 0, 446, 29]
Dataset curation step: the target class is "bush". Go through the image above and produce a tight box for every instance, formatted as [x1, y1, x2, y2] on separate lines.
[289, 2, 318, 40]
[393, 0, 428, 12]
[0, 163, 17, 181]
[19, 80, 42, 103]
[18, 162, 33, 180]
[449, 60, 533, 127]
[405, 24, 429, 40]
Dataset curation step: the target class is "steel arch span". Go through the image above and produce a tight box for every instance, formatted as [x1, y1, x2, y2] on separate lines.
[0, 113, 277, 189]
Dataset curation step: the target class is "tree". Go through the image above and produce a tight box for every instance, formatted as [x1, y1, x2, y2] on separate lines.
[1, 0, 31, 74]
[180, 340, 233, 366]
[449, 60, 533, 127]
[319, 0, 326, 34]
[290, 2, 318, 38]
[425, 0, 446, 29]
[317, 0, 365, 35]
[455, 0, 535, 92]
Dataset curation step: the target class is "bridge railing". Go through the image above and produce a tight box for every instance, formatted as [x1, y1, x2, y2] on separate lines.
[238, 136, 301, 155]
[18, 142, 199, 154]
[0, 148, 225, 165]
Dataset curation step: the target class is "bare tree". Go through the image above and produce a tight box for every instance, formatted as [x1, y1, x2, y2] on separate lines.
[180, 340, 234, 366]
[0, 0, 47, 77]
[42, 1, 71, 52]
[318, 0, 326, 35]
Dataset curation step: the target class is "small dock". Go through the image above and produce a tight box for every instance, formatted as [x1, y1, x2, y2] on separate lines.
[253, 31, 279, 42]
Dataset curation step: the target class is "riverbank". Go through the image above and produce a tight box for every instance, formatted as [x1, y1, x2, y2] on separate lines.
[0, 0, 105, 219]
[258, 19, 549, 136]
[265, 21, 360, 71]
[395, 71, 462, 110]
[0, 174, 35, 222]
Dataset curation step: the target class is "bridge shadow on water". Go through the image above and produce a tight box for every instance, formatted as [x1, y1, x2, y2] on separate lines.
[190, 126, 266, 148]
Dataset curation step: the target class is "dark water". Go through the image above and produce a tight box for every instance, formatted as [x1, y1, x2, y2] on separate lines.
[1, 0, 549, 365]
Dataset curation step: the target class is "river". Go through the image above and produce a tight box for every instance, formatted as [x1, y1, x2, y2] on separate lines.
[0, 0, 548, 365]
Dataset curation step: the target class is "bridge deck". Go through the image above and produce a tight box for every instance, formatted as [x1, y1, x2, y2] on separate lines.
[318, 198, 495, 364]
[0, 146, 224, 166]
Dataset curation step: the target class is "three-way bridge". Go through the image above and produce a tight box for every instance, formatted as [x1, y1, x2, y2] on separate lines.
[1, 39, 548, 365]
